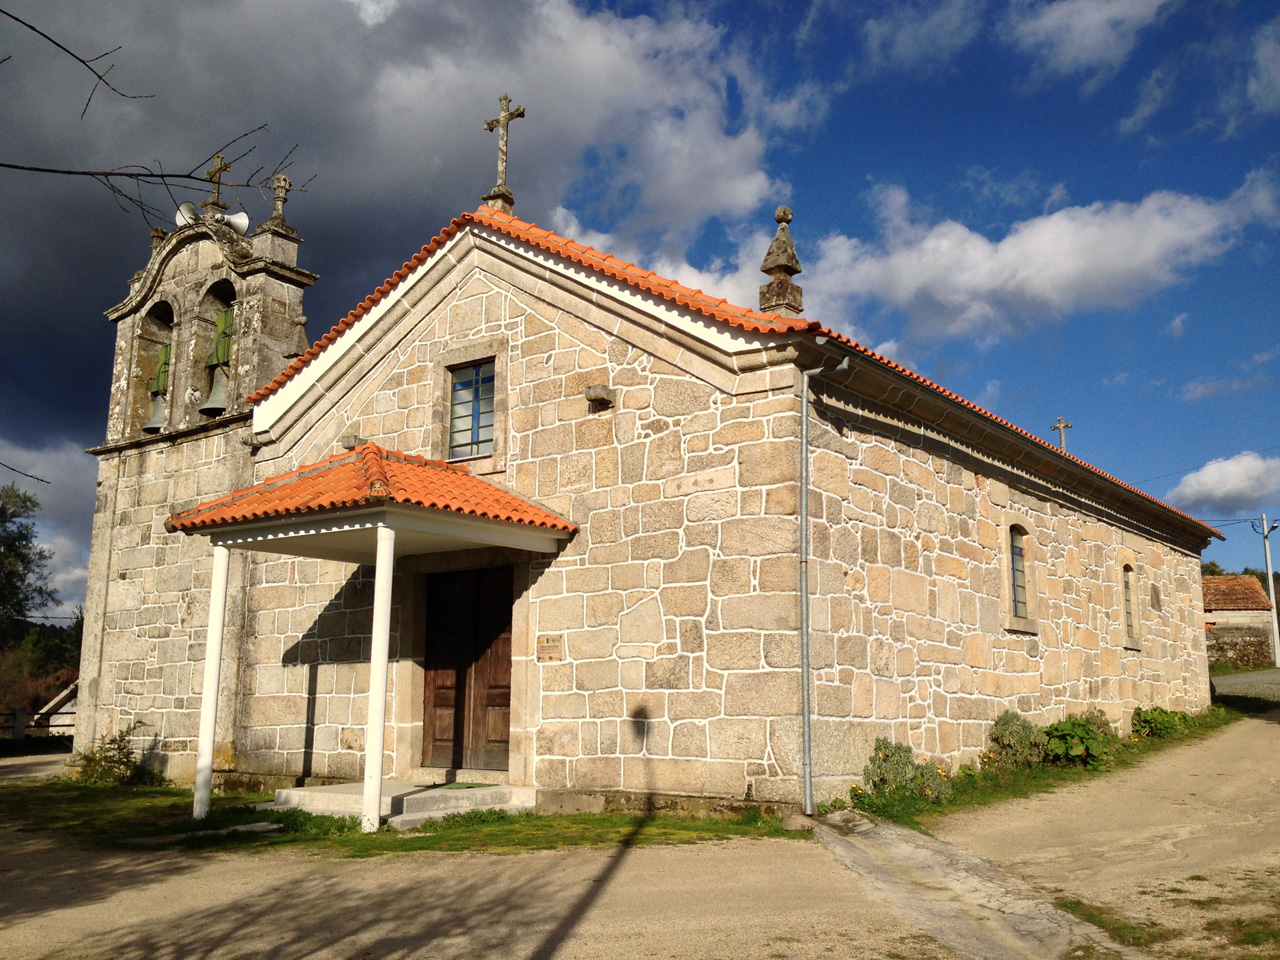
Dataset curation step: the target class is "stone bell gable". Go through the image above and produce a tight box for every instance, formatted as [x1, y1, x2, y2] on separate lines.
[102, 215, 315, 445]
[76, 197, 316, 766]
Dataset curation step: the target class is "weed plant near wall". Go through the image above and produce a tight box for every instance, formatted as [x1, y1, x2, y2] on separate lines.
[73, 722, 165, 786]
[844, 703, 1253, 831]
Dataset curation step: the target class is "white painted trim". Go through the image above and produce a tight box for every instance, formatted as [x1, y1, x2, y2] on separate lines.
[253, 229, 471, 432]
[207, 505, 568, 558]
[252, 220, 783, 435]
[473, 226, 779, 356]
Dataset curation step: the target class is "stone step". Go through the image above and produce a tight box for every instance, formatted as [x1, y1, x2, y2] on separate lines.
[271, 779, 430, 818]
[268, 779, 536, 829]
[389, 784, 536, 830]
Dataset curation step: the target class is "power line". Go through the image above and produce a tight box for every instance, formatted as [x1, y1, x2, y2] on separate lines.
[1138, 444, 1280, 485]
[0, 460, 51, 484]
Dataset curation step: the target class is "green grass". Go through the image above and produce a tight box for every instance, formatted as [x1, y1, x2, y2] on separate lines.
[857, 696, 1273, 832]
[1055, 897, 1178, 948]
[0, 780, 805, 856]
[1209, 662, 1276, 677]
[1205, 911, 1280, 946]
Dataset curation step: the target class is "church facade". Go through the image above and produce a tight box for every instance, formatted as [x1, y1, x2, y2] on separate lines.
[74, 162, 1218, 813]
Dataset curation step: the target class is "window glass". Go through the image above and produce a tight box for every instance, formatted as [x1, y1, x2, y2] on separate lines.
[449, 361, 496, 459]
[1011, 527, 1028, 620]
[1123, 566, 1135, 640]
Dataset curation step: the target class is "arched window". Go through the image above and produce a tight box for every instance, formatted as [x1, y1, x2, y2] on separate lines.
[1123, 565, 1136, 642]
[1010, 526, 1029, 620]
[136, 301, 174, 435]
[196, 280, 236, 418]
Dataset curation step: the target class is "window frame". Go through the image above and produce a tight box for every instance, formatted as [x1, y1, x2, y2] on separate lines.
[448, 359, 497, 460]
[433, 336, 508, 474]
[1118, 550, 1143, 651]
[1002, 517, 1041, 636]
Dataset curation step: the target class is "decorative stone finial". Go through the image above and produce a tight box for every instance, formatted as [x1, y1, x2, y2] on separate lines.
[271, 175, 291, 221]
[482, 93, 525, 214]
[150, 227, 168, 251]
[200, 153, 231, 215]
[759, 205, 803, 317]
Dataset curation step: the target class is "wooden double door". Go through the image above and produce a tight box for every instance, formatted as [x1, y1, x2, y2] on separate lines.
[422, 566, 513, 771]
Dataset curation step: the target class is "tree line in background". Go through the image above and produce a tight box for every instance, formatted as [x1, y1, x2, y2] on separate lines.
[0, 483, 80, 713]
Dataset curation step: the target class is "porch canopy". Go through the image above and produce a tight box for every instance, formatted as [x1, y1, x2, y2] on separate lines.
[165, 442, 575, 831]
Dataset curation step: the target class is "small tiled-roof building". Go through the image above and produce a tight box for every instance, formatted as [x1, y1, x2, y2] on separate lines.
[1203, 575, 1276, 670]
[75, 172, 1221, 821]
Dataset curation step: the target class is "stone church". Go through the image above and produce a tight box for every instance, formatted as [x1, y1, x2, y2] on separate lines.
[74, 113, 1219, 825]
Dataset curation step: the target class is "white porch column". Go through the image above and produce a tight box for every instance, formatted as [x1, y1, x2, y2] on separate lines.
[361, 525, 396, 833]
[193, 544, 231, 819]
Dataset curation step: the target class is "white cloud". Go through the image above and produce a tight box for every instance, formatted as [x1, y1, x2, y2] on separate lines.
[0, 436, 99, 615]
[1119, 64, 1175, 136]
[975, 379, 1002, 408]
[1004, 0, 1170, 91]
[862, 0, 987, 73]
[1043, 182, 1070, 213]
[799, 171, 1278, 343]
[1248, 16, 1280, 114]
[1166, 451, 1280, 515]
[1103, 371, 1129, 387]
[1180, 376, 1269, 401]
[1167, 312, 1186, 336]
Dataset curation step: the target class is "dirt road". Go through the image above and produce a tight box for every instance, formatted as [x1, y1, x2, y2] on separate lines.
[0, 826, 959, 960]
[932, 699, 1280, 957]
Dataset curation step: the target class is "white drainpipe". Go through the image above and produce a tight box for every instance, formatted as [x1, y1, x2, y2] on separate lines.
[798, 351, 850, 816]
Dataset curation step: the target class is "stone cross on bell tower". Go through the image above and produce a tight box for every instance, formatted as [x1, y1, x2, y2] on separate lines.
[482, 93, 525, 214]
[201, 153, 231, 216]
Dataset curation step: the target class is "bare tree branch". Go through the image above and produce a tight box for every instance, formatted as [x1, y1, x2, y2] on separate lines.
[0, 7, 153, 117]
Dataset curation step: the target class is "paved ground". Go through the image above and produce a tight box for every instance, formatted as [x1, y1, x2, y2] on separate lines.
[0, 752, 69, 782]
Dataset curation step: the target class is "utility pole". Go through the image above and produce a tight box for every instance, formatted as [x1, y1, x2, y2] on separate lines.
[1255, 514, 1280, 667]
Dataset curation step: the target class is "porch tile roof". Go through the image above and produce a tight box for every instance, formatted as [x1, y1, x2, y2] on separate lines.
[1203, 575, 1274, 611]
[165, 443, 576, 535]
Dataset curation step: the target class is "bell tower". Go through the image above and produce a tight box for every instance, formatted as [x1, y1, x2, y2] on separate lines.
[76, 175, 317, 776]
[102, 174, 316, 444]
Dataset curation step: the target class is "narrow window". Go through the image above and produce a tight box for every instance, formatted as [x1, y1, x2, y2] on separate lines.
[1123, 565, 1135, 641]
[449, 360, 496, 459]
[1010, 526, 1029, 620]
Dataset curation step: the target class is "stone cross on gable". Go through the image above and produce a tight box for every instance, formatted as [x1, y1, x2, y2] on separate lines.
[482, 93, 525, 214]
[202, 153, 231, 214]
[1051, 416, 1074, 451]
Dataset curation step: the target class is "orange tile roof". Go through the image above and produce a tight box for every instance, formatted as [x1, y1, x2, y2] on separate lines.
[245, 205, 815, 405]
[245, 205, 1218, 542]
[1203, 575, 1274, 611]
[165, 443, 576, 535]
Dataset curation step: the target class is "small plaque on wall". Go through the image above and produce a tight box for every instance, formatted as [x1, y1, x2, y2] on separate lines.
[537, 635, 565, 663]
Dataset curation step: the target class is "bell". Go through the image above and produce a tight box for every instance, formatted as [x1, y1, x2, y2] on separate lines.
[141, 393, 168, 434]
[199, 366, 231, 418]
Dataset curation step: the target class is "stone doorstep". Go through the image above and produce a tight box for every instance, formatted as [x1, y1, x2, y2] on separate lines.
[389, 785, 537, 831]
[268, 779, 535, 827]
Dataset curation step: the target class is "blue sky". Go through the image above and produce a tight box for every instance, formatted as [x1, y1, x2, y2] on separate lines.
[1, 0, 1278, 612]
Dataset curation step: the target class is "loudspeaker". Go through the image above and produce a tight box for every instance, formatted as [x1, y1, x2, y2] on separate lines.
[212, 211, 250, 236]
[175, 202, 199, 227]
